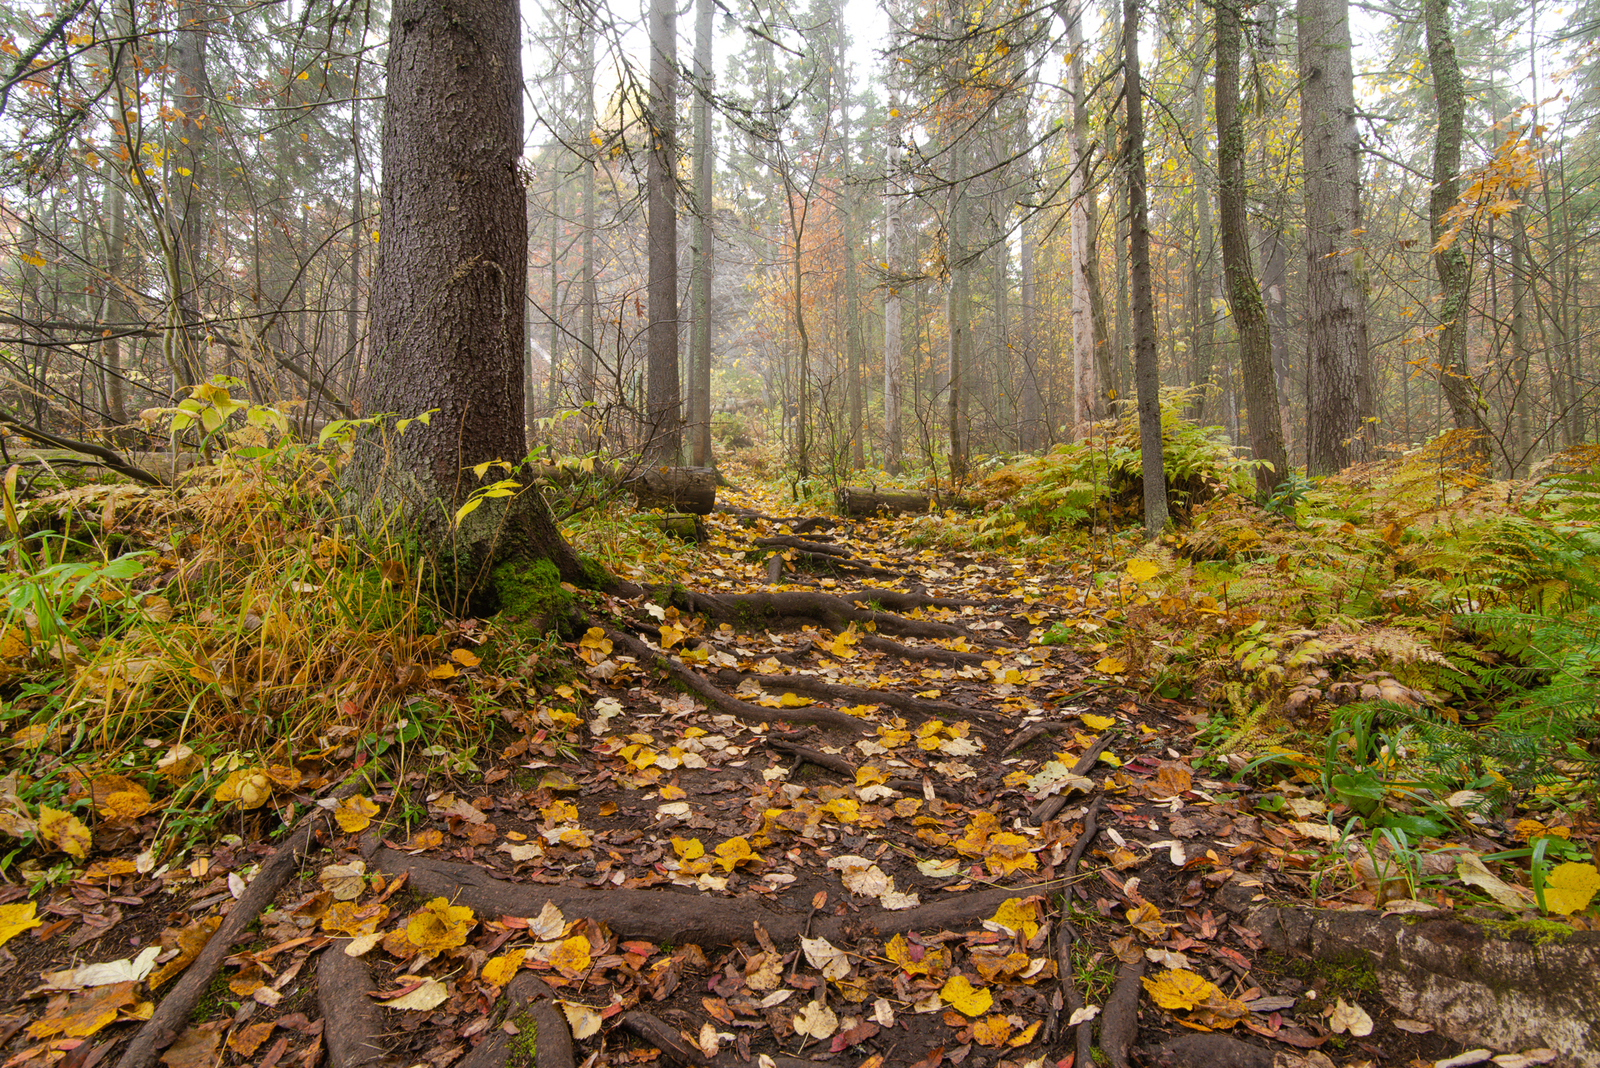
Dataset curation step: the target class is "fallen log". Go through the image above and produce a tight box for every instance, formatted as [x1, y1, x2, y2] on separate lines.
[837, 488, 936, 517]
[625, 466, 717, 514]
[837, 487, 975, 517]
[648, 513, 707, 541]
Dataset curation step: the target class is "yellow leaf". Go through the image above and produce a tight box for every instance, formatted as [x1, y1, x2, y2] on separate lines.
[1125, 559, 1161, 582]
[1126, 901, 1166, 941]
[405, 898, 475, 953]
[1094, 656, 1126, 674]
[971, 1013, 1013, 1047]
[428, 662, 459, 679]
[1543, 862, 1600, 915]
[714, 835, 755, 871]
[659, 623, 686, 649]
[1080, 713, 1116, 730]
[983, 832, 1038, 876]
[941, 974, 993, 1017]
[673, 836, 705, 860]
[335, 794, 381, 833]
[38, 804, 91, 858]
[777, 692, 811, 707]
[451, 647, 481, 667]
[0, 901, 42, 946]
[296, 70, 310, 80]
[1008, 1019, 1042, 1047]
[986, 898, 1040, 941]
[886, 933, 949, 978]
[1141, 968, 1217, 1011]
[147, 916, 221, 989]
[561, 1000, 603, 1039]
[548, 933, 592, 976]
[213, 768, 271, 809]
[322, 901, 389, 937]
[26, 981, 146, 1038]
[18, 250, 45, 268]
[481, 948, 526, 986]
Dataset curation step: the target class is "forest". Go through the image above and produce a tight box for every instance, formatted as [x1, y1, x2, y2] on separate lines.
[0, 0, 1598, 1067]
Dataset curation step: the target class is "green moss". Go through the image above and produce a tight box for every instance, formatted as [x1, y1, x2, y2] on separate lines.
[1454, 913, 1575, 946]
[577, 553, 610, 590]
[1281, 949, 1379, 998]
[506, 1012, 539, 1068]
[190, 970, 236, 1021]
[493, 558, 579, 637]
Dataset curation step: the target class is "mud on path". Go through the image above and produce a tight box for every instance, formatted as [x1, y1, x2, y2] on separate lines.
[0, 491, 1558, 1068]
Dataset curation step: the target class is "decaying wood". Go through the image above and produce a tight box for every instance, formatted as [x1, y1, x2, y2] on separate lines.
[648, 513, 707, 541]
[837, 487, 939, 516]
[1031, 734, 1118, 824]
[626, 466, 717, 514]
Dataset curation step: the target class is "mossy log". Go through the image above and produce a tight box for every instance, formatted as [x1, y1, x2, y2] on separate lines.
[648, 513, 707, 541]
[625, 466, 717, 514]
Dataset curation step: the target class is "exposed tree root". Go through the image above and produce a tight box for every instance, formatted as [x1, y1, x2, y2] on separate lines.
[619, 1011, 815, 1068]
[673, 589, 985, 641]
[367, 846, 1060, 947]
[737, 672, 1004, 727]
[114, 803, 334, 1068]
[1031, 735, 1119, 824]
[1141, 1033, 1274, 1068]
[605, 628, 868, 734]
[764, 738, 857, 779]
[459, 973, 574, 1068]
[860, 634, 995, 666]
[1100, 956, 1145, 1068]
[318, 947, 387, 1068]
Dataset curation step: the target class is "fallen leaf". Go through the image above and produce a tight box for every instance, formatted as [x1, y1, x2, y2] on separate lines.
[1327, 997, 1373, 1037]
[940, 975, 993, 1017]
[971, 1014, 1013, 1047]
[377, 977, 448, 1010]
[160, 1025, 221, 1068]
[1542, 862, 1600, 915]
[793, 999, 839, 1040]
[1457, 853, 1536, 910]
[148, 917, 221, 989]
[319, 860, 367, 901]
[801, 936, 851, 980]
[548, 933, 592, 976]
[0, 901, 42, 946]
[1067, 1005, 1099, 1026]
[38, 946, 160, 991]
[481, 948, 525, 986]
[405, 897, 475, 953]
[560, 1000, 602, 1039]
[26, 981, 147, 1037]
[334, 795, 381, 833]
[37, 804, 91, 858]
[228, 1020, 276, 1057]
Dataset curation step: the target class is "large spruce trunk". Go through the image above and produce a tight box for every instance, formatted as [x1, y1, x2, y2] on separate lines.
[354, 0, 584, 589]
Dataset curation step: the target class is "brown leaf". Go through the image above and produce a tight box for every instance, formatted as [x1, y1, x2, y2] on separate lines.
[148, 917, 222, 990]
[228, 1021, 277, 1057]
[159, 1026, 222, 1068]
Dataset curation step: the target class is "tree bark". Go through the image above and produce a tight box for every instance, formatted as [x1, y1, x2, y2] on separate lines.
[1423, 0, 1493, 467]
[946, 142, 968, 482]
[1298, 0, 1373, 474]
[355, 0, 584, 587]
[689, 0, 715, 468]
[1216, 0, 1289, 502]
[1126, 0, 1168, 537]
[1068, 9, 1100, 437]
[645, 0, 681, 464]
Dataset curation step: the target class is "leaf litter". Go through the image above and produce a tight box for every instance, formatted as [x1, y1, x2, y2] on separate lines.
[0, 482, 1591, 1068]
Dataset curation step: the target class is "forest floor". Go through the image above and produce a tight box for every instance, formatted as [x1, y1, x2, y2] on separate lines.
[0, 476, 1591, 1068]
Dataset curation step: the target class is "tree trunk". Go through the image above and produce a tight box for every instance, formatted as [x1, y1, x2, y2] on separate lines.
[688, 0, 715, 467]
[1216, 0, 1289, 502]
[580, 25, 599, 451]
[883, 79, 906, 474]
[355, 0, 584, 588]
[1068, 9, 1100, 437]
[946, 143, 968, 481]
[1188, 5, 1216, 423]
[645, 0, 681, 463]
[1423, 0, 1493, 467]
[1126, 0, 1168, 537]
[1298, 0, 1372, 474]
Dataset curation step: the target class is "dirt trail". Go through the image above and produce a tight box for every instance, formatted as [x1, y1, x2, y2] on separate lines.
[1, 495, 1507, 1068]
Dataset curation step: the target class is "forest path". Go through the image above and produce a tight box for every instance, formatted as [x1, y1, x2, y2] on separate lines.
[13, 487, 1491, 1068]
